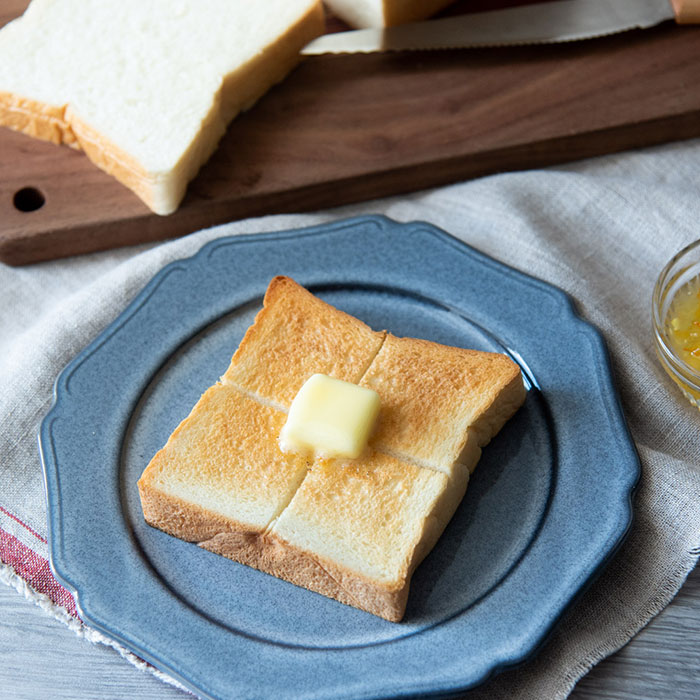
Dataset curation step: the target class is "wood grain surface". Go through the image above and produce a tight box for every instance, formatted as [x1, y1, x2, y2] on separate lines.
[1, 1, 700, 264]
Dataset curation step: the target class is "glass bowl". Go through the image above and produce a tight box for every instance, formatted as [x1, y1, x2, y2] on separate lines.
[652, 239, 700, 409]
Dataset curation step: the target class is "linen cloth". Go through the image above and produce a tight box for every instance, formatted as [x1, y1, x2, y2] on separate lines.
[1, 139, 700, 699]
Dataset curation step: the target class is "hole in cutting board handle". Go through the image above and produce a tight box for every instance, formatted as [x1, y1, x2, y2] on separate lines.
[13, 187, 46, 212]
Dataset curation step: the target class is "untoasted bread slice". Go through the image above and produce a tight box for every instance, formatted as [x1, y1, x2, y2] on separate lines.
[0, 0, 325, 214]
[359, 333, 526, 475]
[138, 385, 309, 540]
[222, 276, 386, 409]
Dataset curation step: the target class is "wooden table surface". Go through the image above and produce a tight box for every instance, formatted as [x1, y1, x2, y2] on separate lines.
[1, 563, 698, 698]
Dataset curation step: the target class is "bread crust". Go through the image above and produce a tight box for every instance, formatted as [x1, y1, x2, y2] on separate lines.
[0, 92, 78, 146]
[201, 530, 410, 622]
[138, 479, 263, 543]
[0, 1, 325, 214]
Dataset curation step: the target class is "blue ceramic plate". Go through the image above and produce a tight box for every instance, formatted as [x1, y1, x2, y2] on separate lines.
[40, 216, 639, 700]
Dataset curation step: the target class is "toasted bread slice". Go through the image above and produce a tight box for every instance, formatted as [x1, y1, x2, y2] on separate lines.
[197, 451, 469, 621]
[222, 276, 386, 409]
[359, 334, 526, 475]
[138, 385, 309, 541]
[267, 453, 469, 621]
[139, 276, 526, 622]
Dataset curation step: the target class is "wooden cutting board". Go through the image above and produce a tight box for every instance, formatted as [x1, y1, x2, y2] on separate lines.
[1, 0, 699, 265]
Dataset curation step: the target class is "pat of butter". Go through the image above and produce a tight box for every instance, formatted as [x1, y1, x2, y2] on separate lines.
[279, 374, 380, 460]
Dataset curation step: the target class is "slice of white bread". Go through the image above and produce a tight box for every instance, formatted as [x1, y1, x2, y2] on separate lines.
[0, 0, 324, 214]
[138, 276, 526, 621]
[325, 0, 457, 28]
[222, 275, 386, 409]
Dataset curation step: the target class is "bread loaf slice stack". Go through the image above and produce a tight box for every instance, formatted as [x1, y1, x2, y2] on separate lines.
[325, 0, 458, 28]
[138, 276, 526, 621]
[0, 0, 324, 214]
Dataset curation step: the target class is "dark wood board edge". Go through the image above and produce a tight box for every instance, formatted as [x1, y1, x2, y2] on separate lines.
[3, 107, 700, 266]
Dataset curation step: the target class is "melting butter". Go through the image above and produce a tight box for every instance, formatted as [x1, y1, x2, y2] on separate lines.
[279, 373, 380, 460]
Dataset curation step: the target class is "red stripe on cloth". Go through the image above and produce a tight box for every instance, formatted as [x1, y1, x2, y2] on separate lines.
[0, 504, 47, 543]
[0, 527, 80, 619]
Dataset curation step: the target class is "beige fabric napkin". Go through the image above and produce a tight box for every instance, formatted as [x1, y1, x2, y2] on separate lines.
[2, 139, 699, 699]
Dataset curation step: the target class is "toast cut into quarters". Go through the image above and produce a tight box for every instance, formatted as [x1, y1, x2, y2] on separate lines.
[138, 276, 526, 621]
[0, 0, 324, 214]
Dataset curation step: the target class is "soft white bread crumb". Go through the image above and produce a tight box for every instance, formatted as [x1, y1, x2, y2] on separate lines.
[0, 0, 324, 214]
[325, 0, 457, 28]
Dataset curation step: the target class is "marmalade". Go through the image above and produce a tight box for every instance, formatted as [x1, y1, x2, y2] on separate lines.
[667, 276, 700, 373]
